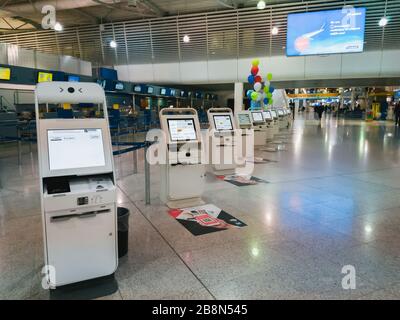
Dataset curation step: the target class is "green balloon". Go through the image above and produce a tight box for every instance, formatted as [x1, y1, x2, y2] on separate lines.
[269, 98, 274, 105]
[251, 91, 258, 101]
[263, 86, 269, 94]
[267, 92, 272, 99]
[252, 59, 260, 67]
[267, 73, 273, 81]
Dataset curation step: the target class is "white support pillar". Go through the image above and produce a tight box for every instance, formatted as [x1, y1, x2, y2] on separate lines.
[234, 82, 244, 114]
[294, 88, 300, 114]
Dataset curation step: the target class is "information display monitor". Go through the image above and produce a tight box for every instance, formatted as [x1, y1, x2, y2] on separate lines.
[47, 129, 106, 171]
[251, 112, 264, 122]
[213, 115, 233, 131]
[263, 111, 272, 120]
[238, 113, 251, 125]
[167, 119, 197, 142]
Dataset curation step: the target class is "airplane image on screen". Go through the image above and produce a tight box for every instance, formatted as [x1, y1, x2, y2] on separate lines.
[294, 23, 325, 53]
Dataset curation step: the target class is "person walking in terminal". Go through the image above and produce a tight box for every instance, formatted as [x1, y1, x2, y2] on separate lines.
[394, 101, 400, 126]
[315, 104, 324, 121]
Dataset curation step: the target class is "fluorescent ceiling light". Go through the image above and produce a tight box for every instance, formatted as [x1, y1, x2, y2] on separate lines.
[271, 26, 279, 35]
[110, 40, 117, 48]
[379, 17, 388, 27]
[54, 22, 63, 31]
[183, 35, 190, 43]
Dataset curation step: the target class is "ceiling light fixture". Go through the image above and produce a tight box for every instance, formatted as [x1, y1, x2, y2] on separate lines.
[271, 26, 279, 35]
[379, 17, 388, 27]
[257, 0, 266, 10]
[110, 40, 117, 48]
[54, 22, 63, 31]
[183, 35, 190, 43]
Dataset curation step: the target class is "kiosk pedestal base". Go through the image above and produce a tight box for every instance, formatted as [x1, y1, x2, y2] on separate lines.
[254, 131, 267, 146]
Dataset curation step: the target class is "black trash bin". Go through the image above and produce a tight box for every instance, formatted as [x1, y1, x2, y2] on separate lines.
[117, 207, 130, 258]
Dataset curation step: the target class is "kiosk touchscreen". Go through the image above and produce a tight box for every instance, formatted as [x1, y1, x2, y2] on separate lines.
[207, 108, 237, 174]
[36, 82, 117, 287]
[263, 111, 273, 121]
[237, 112, 252, 128]
[250, 111, 268, 146]
[251, 111, 264, 123]
[159, 108, 205, 208]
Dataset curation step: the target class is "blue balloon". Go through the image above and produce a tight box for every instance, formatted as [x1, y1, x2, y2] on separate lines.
[250, 100, 259, 110]
[248, 75, 255, 84]
[263, 98, 269, 105]
[246, 90, 254, 99]
[269, 86, 275, 93]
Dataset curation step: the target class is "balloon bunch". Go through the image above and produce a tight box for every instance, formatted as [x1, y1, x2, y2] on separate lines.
[246, 59, 275, 110]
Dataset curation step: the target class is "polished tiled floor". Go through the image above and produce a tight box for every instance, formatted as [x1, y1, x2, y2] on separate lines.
[1, 114, 400, 300]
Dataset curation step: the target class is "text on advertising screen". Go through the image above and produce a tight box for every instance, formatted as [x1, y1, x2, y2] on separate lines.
[238, 113, 251, 125]
[252, 112, 264, 122]
[213, 115, 233, 131]
[47, 129, 106, 171]
[167, 119, 197, 141]
[286, 7, 366, 56]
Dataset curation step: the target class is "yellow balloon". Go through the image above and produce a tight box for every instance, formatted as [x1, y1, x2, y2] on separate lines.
[252, 59, 260, 67]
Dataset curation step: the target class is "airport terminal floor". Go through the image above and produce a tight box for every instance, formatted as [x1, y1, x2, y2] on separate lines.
[1, 114, 400, 300]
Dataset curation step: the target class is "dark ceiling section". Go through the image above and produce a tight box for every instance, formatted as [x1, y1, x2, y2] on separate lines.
[0, 0, 398, 66]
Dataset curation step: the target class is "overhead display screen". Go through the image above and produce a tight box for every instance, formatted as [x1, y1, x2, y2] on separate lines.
[238, 113, 251, 125]
[286, 7, 366, 56]
[213, 115, 233, 131]
[251, 112, 264, 122]
[167, 119, 197, 141]
[47, 129, 105, 171]
[160, 88, 167, 95]
[134, 85, 142, 92]
[147, 86, 154, 94]
[0, 67, 11, 80]
[271, 110, 278, 118]
[263, 111, 272, 120]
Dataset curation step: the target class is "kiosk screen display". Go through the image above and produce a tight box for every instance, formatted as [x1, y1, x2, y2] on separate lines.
[252, 112, 264, 122]
[47, 129, 105, 171]
[238, 113, 251, 125]
[167, 119, 197, 141]
[271, 110, 278, 118]
[263, 111, 272, 120]
[278, 110, 284, 116]
[213, 115, 233, 131]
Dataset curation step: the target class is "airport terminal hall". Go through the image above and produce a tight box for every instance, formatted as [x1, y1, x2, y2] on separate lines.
[1, 0, 400, 303]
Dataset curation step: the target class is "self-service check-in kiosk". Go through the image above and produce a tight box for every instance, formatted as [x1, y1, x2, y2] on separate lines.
[236, 111, 254, 163]
[159, 108, 205, 208]
[270, 109, 279, 136]
[35, 82, 118, 288]
[277, 109, 286, 129]
[250, 111, 267, 146]
[207, 108, 237, 174]
[262, 110, 275, 141]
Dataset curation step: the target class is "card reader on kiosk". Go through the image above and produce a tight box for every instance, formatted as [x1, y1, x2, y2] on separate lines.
[207, 108, 237, 174]
[262, 110, 275, 141]
[35, 82, 118, 287]
[250, 111, 267, 146]
[159, 108, 206, 208]
[236, 111, 254, 163]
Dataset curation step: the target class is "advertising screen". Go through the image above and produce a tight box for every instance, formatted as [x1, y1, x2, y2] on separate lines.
[213, 115, 233, 131]
[167, 119, 197, 141]
[0, 67, 11, 80]
[251, 112, 264, 122]
[286, 7, 366, 56]
[47, 129, 105, 171]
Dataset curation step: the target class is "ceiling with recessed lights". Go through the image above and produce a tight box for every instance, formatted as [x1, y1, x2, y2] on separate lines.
[0, 0, 398, 66]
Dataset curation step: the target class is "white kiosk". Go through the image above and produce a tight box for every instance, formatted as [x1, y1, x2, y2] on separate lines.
[159, 108, 205, 208]
[35, 82, 118, 287]
[236, 110, 254, 164]
[262, 110, 275, 141]
[250, 110, 267, 146]
[207, 108, 237, 174]
[270, 109, 280, 136]
[277, 109, 287, 129]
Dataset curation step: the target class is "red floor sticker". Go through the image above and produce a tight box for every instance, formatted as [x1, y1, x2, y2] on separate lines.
[168, 204, 247, 236]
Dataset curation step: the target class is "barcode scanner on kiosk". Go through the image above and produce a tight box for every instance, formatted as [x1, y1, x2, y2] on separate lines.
[207, 108, 237, 174]
[159, 108, 206, 208]
[35, 82, 118, 287]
